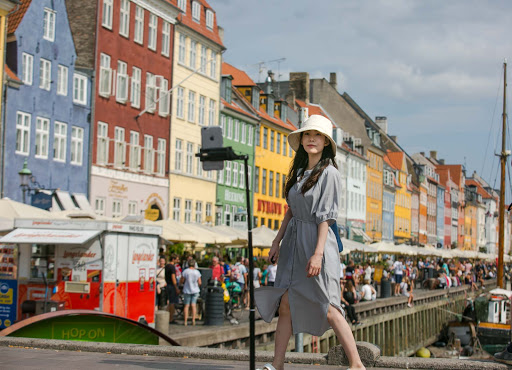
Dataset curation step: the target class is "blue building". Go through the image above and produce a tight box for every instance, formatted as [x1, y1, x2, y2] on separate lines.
[3, 0, 91, 208]
[436, 185, 445, 247]
[382, 162, 396, 243]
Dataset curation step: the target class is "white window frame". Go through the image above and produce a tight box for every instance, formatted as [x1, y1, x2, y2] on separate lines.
[162, 21, 170, 57]
[144, 135, 154, 174]
[39, 58, 51, 91]
[129, 131, 141, 170]
[241, 123, 247, 144]
[97, 121, 109, 165]
[209, 51, 217, 79]
[232, 162, 238, 187]
[176, 87, 184, 119]
[175, 139, 183, 171]
[53, 121, 67, 162]
[208, 99, 216, 126]
[240, 165, 245, 189]
[128, 201, 137, 215]
[206, 9, 214, 30]
[220, 115, 225, 136]
[187, 90, 196, 122]
[43, 8, 56, 41]
[200, 45, 207, 73]
[130, 66, 141, 108]
[192, 1, 201, 22]
[57, 65, 68, 96]
[195, 201, 202, 223]
[148, 13, 157, 51]
[134, 6, 144, 44]
[186, 142, 193, 174]
[196, 145, 203, 177]
[114, 126, 126, 168]
[184, 199, 192, 223]
[156, 138, 166, 176]
[95, 197, 105, 216]
[102, 0, 113, 29]
[112, 199, 122, 218]
[99, 53, 112, 97]
[227, 117, 233, 139]
[234, 119, 240, 141]
[145, 73, 156, 113]
[158, 78, 170, 117]
[225, 161, 232, 186]
[189, 40, 196, 69]
[119, 0, 130, 37]
[22, 53, 33, 85]
[178, 34, 186, 64]
[73, 73, 88, 105]
[35, 117, 49, 159]
[173, 198, 181, 221]
[116, 60, 129, 103]
[70, 126, 84, 166]
[248, 126, 253, 146]
[198, 95, 206, 125]
[178, 0, 186, 12]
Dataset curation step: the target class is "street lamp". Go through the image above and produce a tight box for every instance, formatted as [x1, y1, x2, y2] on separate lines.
[18, 159, 32, 204]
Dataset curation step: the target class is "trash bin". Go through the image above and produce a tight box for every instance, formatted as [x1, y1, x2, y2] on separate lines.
[380, 278, 391, 298]
[205, 285, 224, 325]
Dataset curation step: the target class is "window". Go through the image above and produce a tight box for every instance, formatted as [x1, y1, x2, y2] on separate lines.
[200, 45, 207, 73]
[129, 131, 141, 170]
[39, 59, 51, 91]
[95, 197, 105, 216]
[232, 162, 238, 187]
[43, 8, 56, 41]
[206, 202, 212, 222]
[99, 53, 112, 97]
[263, 127, 268, 149]
[192, 1, 200, 22]
[234, 120, 240, 141]
[173, 198, 181, 221]
[209, 51, 217, 79]
[178, 0, 186, 12]
[22, 53, 33, 85]
[131, 67, 141, 108]
[188, 90, 196, 122]
[30, 245, 55, 279]
[119, 0, 130, 37]
[189, 40, 196, 69]
[176, 87, 184, 118]
[282, 174, 286, 198]
[208, 99, 216, 126]
[159, 78, 170, 116]
[116, 61, 129, 103]
[195, 201, 202, 223]
[134, 6, 144, 44]
[70, 127, 84, 165]
[102, 0, 113, 29]
[144, 135, 154, 173]
[162, 21, 170, 57]
[248, 126, 253, 146]
[184, 200, 192, 223]
[262, 169, 267, 195]
[53, 121, 67, 162]
[196, 145, 203, 177]
[226, 117, 233, 139]
[198, 95, 206, 125]
[73, 74, 87, 105]
[206, 9, 214, 29]
[178, 34, 186, 64]
[269, 171, 274, 196]
[128, 201, 137, 215]
[112, 199, 122, 218]
[175, 139, 183, 171]
[145, 73, 156, 112]
[97, 122, 108, 164]
[35, 117, 49, 159]
[114, 127, 125, 168]
[156, 138, 166, 175]
[248, 167, 252, 191]
[217, 168, 223, 184]
[254, 166, 259, 193]
[270, 130, 274, 152]
[148, 14, 157, 51]
[276, 133, 281, 154]
[220, 115, 226, 136]
[240, 165, 245, 188]
[224, 205, 231, 226]
[57, 65, 68, 96]
[241, 123, 246, 144]
[186, 142, 193, 174]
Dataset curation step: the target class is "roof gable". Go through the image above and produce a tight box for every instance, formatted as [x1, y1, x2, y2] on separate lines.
[8, 0, 31, 35]
[222, 62, 257, 86]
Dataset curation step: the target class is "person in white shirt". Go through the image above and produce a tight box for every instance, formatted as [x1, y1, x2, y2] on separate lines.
[360, 279, 376, 301]
[393, 258, 404, 296]
[364, 263, 372, 283]
[180, 259, 202, 326]
[267, 261, 277, 287]
[340, 260, 346, 282]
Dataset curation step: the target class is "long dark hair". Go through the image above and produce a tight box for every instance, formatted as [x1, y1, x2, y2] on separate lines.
[284, 133, 337, 199]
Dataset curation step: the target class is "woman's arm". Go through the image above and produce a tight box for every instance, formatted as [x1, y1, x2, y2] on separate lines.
[306, 221, 329, 278]
[268, 208, 293, 263]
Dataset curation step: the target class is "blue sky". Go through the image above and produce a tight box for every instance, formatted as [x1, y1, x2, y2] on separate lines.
[211, 0, 512, 194]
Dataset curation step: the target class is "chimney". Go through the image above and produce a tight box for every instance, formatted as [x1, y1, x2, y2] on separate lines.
[285, 90, 296, 109]
[390, 135, 397, 143]
[439, 159, 445, 165]
[218, 26, 224, 42]
[375, 116, 388, 134]
[289, 72, 310, 104]
[430, 151, 437, 160]
[329, 72, 337, 91]
[420, 152, 425, 157]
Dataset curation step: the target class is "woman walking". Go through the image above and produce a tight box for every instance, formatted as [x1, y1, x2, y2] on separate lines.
[255, 115, 365, 370]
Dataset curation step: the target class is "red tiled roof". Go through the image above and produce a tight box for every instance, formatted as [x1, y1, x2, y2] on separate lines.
[387, 151, 404, 171]
[466, 179, 494, 200]
[295, 99, 337, 128]
[173, 0, 224, 48]
[221, 97, 258, 121]
[222, 62, 257, 86]
[437, 168, 451, 188]
[5, 65, 20, 82]
[383, 155, 396, 170]
[7, 0, 31, 35]
[437, 164, 463, 187]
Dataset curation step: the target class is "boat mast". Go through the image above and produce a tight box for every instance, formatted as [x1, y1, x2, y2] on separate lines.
[498, 60, 507, 289]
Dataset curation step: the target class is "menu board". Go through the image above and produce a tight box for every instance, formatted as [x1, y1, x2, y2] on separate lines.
[0, 245, 17, 279]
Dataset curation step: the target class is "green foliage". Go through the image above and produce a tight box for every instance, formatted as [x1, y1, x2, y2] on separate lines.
[167, 242, 185, 257]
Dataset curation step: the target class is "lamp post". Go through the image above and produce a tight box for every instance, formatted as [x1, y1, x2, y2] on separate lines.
[18, 159, 32, 204]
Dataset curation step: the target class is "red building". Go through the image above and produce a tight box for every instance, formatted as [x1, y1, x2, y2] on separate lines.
[438, 164, 465, 249]
[67, 0, 180, 220]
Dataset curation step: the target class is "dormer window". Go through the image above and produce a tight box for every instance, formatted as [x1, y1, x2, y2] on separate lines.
[206, 10, 214, 30]
[221, 77, 232, 103]
[178, 0, 186, 13]
[192, 1, 201, 22]
[252, 88, 260, 110]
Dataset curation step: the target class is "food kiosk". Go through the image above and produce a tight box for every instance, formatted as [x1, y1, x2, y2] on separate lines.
[0, 218, 161, 328]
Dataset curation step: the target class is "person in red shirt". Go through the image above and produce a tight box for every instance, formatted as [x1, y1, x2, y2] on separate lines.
[210, 256, 223, 282]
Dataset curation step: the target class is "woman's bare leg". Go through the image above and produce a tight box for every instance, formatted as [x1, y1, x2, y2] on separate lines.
[183, 304, 190, 325]
[272, 292, 292, 370]
[327, 305, 365, 370]
[191, 303, 197, 325]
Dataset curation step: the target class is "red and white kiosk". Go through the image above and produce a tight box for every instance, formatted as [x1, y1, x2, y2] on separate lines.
[0, 218, 161, 326]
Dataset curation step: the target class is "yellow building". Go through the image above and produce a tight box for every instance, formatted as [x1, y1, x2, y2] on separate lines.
[366, 145, 384, 241]
[168, 1, 224, 224]
[386, 151, 412, 242]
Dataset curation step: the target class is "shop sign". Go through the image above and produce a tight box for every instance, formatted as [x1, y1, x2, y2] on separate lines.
[257, 200, 283, 215]
[31, 192, 52, 210]
[144, 208, 160, 221]
[108, 180, 128, 198]
[225, 189, 245, 203]
[0, 279, 17, 329]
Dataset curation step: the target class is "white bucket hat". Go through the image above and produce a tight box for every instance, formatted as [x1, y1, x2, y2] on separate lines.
[288, 115, 337, 155]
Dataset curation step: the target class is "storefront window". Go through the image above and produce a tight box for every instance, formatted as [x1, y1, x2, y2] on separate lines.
[0, 244, 18, 279]
[30, 244, 55, 280]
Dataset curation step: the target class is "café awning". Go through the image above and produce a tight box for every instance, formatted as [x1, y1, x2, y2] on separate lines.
[0, 228, 101, 244]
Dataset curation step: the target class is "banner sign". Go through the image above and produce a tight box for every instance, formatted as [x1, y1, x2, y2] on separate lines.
[0, 279, 17, 328]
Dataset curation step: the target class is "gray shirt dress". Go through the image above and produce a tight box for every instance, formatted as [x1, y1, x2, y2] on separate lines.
[255, 165, 342, 336]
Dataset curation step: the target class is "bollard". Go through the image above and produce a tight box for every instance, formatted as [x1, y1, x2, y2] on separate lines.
[155, 309, 170, 336]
